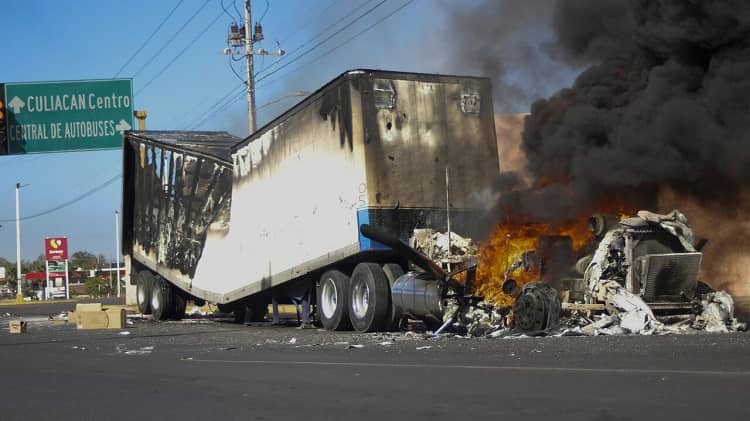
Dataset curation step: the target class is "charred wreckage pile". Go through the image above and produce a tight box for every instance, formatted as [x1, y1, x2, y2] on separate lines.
[361, 209, 745, 338]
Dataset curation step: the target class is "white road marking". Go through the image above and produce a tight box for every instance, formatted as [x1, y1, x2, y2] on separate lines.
[184, 359, 750, 376]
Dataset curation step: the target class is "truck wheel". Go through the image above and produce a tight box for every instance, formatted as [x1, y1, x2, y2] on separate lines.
[151, 277, 174, 321]
[136, 271, 155, 315]
[317, 270, 352, 331]
[170, 290, 187, 320]
[349, 263, 390, 332]
[382, 263, 405, 331]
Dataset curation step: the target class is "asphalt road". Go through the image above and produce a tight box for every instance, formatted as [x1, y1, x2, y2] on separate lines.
[0, 313, 748, 421]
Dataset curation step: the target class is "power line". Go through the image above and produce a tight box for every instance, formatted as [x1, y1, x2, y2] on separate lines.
[258, 0, 270, 23]
[231, 0, 243, 22]
[254, 0, 389, 83]
[178, 0, 367, 129]
[136, 11, 224, 96]
[181, 81, 245, 129]
[190, 88, 246, 129]
[0, 174, 122, 223]
[114, 0, 185, 78]
[221, 0, 238, 21]
[130, 0, 212, 79]
[258, 0, 416, 88]
[255, 0, 382, 80]
[278, 0, 340, 45]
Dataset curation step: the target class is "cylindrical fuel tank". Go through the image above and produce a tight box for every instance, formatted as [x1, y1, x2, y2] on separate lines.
[391, 272, 444, 321]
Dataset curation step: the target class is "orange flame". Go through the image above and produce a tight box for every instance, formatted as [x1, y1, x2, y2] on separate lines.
[475, 219, 592, 307]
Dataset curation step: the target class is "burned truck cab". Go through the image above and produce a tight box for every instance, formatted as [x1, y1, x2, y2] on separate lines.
[581, 210, 703, 313]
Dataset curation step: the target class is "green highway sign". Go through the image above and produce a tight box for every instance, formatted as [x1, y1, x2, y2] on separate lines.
[2, 79, 133, 154]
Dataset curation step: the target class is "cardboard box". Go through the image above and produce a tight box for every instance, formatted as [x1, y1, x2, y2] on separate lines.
[9, 320, 27, 334]
[105, 308, 126, 329]
[76, 310, 109, 330]
[75, 303, 103, 312]
[68, 303, 129, 330]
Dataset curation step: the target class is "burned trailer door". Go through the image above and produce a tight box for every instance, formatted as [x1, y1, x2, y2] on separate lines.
[122, 131, 239, 301]
[355, 71, 499, 245]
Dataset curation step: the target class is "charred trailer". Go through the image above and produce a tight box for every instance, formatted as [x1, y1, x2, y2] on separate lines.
[122, 69, 500, 331]
[122, 131, 240, 320]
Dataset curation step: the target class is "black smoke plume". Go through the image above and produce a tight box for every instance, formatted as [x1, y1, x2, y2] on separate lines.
[519, 0, 750, 221]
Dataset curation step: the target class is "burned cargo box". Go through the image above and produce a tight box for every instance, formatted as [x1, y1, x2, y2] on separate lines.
[191, 69, 499, 304]
[122, 131, 240, 283]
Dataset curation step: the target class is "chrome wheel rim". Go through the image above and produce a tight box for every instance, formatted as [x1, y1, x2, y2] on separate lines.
[352, 281, 370, 319]
[320, 279, 338, 319]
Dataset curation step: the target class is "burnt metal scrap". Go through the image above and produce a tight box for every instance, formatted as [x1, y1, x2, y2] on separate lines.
[363, 209, 746, 339]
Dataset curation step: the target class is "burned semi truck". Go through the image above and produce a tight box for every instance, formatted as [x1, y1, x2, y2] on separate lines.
[122, 69, 500, 331]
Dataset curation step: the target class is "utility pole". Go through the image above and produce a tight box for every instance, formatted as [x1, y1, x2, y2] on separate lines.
[244, 0, 256, 135]
[224, 1, 284, 135]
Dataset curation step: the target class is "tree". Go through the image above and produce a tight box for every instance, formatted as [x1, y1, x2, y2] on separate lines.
[22, 255, 45, 273]
[85, 276, 113, 297]
[70, 251, 98, 271]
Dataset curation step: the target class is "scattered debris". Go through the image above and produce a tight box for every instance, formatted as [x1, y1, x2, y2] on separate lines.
[694, 291, 747, 332]
[71, 345, 88, 351]
[347, 344, 365, 349]
[118, 331, 132, 336]
[288, 337, 297, 345]
[124, 346, 154, 356]
[411, 229, 478, 264]
[415, 345, 432, 350]
[116, 344, 154, 356]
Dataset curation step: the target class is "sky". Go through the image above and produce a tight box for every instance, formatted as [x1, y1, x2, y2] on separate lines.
[0, 0, 574, 263]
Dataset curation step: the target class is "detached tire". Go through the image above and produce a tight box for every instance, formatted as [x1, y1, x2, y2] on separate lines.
[382, 263, 405, 331]
[136, 271, 155, 315]
[151, 277, 174, 321]
[317, 270, 352, 331]
[349, 263, 390, 332]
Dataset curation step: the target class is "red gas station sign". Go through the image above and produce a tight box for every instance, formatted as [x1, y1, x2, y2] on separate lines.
[44, 237, 68, 261]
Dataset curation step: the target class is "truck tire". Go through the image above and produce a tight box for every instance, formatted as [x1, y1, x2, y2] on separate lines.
[317, 270, 352, 331]
[349, 263, 390, 332]
[151, 277, 174, 321]
[382, 263, 405, 331]
[136, 271, 155, 315]
[171, 290, 187, 320]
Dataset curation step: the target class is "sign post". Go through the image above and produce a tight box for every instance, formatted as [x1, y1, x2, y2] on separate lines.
[1, 79, 133, 155]
[44, 237, 69, 300]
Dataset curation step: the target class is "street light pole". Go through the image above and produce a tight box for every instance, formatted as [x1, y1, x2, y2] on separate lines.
[14, 183, 28, 303]
[115, 210, 121, 298]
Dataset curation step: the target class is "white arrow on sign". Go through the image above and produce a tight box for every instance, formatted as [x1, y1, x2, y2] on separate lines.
[115, 119, 132, 134]
[8, 96, 25, 113]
